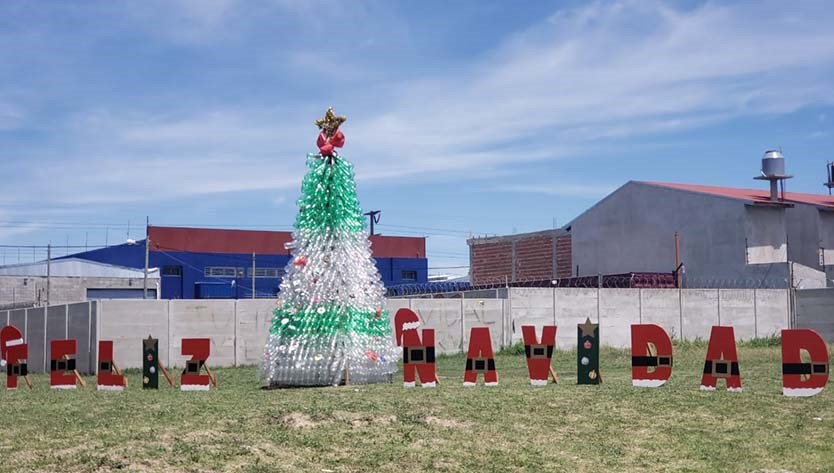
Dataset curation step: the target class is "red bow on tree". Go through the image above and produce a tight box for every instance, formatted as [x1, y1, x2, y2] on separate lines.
[317, 129, 345, 156]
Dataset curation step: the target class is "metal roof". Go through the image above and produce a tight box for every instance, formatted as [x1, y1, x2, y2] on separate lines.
[0, 258, 160, 278]
[148, 225, 426, 258]
[642, 181, 834, 209]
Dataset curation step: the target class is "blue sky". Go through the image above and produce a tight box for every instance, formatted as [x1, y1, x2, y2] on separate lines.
[1, 0, 833, 275]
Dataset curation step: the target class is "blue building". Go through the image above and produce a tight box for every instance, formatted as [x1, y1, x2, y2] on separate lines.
[62, 226, 428, 299]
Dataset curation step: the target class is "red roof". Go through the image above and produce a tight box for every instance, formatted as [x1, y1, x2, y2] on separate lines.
[642, 181, 834, 209]
[148, 226, 425, 258]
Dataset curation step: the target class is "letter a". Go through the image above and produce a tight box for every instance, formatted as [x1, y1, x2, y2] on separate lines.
[700, 326, 742, 392]
[463, 327, 497, 386]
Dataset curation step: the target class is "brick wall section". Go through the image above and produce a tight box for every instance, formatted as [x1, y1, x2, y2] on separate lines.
[470, 241, 513, 285]
[556, 236, 572, 278]
[515, 236, 554, 281]
[469, 231, 573, 285]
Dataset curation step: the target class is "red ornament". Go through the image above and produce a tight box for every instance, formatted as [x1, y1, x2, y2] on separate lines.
[366, 350, 379, 361]
[293, 256, 307, 267]
[317, 130, 345, 156]
[375, 308, 382, 319]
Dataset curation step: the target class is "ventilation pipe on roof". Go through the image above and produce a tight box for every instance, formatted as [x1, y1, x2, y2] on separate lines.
[754, 150, 793, 202]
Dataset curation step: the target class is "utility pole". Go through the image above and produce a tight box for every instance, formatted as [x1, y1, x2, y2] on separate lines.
[674, 232, 681, 288]
[252, 252, 256, 300]
[143, 217, 150, 299]
[46, 243, 51, 307]
[364, 210, 381, 236]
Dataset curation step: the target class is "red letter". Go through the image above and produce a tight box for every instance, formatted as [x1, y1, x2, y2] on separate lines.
[700, 326, 742, 392]
[2, 326, 29, 390]
[631, 324, 673, 388]
[394, 308, 437, 388]
[521, 325, 557, 386]
[782, 329, 829, 397]
[463, 327, 497, 386]
[181, 338, 212, 391]
[97, 341, 126, 391]
[50, 339, 79, 389]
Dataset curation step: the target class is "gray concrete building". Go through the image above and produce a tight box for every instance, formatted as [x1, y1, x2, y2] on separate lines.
[0, 258, 160, 309]
[568, 181, 832, 288]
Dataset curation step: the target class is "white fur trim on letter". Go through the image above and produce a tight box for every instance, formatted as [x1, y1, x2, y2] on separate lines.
[632, 379, 667, 388]
[401, 321, 420, 331]
[783, 387, 824, 397]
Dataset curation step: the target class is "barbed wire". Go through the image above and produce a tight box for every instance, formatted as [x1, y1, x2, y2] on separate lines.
[386, 273, 800, 297]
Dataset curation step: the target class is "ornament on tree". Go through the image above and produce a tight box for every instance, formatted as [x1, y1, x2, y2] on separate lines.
[261, 108, 398, 387]
[315, 107, 346, 157]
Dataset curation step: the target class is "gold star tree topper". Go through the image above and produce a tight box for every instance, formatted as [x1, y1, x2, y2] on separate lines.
[315, 107, 346, 136]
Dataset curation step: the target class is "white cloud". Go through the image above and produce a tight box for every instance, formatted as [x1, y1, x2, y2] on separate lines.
[2, 0, 834, 213]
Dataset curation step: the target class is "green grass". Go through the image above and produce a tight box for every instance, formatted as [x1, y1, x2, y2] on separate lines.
[1, 344, 832, 472]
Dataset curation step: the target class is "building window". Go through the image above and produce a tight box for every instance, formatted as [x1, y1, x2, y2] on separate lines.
[162, 266, 182, 277]
[205, 267, 244, 278]
[247, 267, 284, 278]
[401, 270, 417, 281]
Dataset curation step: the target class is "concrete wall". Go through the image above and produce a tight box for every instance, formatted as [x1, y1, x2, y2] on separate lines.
[0, 288, 796, 374]
[796, 288, 834, 341]
[0, 275, 158, 310]
[570, 182, 793, 288]
[0, 302, 97, 375]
